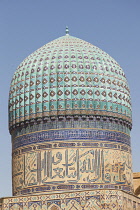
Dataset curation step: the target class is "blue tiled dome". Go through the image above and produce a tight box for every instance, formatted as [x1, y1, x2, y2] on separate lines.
[9, 34, 132, 131]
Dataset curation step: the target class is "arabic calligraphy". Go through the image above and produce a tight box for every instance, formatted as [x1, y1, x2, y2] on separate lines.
[12, 148, 133, 194]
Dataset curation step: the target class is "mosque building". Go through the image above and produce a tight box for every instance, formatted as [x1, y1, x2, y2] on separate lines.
[0, 27, 140, 209]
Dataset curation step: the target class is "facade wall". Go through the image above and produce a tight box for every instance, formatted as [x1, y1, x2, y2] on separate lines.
[0, 190, 140, 210]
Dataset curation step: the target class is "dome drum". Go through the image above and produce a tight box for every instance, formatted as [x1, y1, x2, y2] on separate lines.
[10, 115, 132, 136]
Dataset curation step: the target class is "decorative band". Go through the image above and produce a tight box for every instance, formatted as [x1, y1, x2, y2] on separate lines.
[12, 128, 131, 150]
[9, 113, 132, 134]
[13, 183, 132, 196]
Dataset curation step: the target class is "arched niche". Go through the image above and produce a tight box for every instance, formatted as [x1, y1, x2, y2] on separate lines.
[48, 204, 61, 210]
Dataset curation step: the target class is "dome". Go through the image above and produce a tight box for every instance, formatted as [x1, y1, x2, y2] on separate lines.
[9, 31, 132, 132]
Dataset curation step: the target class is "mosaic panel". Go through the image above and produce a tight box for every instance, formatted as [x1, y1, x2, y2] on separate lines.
[1, 189, 140, 209]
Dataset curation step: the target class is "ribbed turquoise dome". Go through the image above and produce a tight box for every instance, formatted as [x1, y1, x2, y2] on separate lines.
[9, 34, 132, 131]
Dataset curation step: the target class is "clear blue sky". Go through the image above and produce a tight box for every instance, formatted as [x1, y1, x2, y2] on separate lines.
[0, 0, 140, 197]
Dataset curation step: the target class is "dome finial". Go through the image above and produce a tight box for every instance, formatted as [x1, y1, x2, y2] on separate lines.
[65, 26, 69, 35]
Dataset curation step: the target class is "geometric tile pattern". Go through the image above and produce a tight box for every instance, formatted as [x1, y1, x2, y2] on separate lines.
[9, 35, 132, 131]
[0, 189, 140, 210]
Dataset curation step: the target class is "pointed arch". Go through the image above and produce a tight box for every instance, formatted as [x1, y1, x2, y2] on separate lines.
[28, 202, 41, 210]
[10, 204, 23, 210]
[48, 203, 61, 210]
